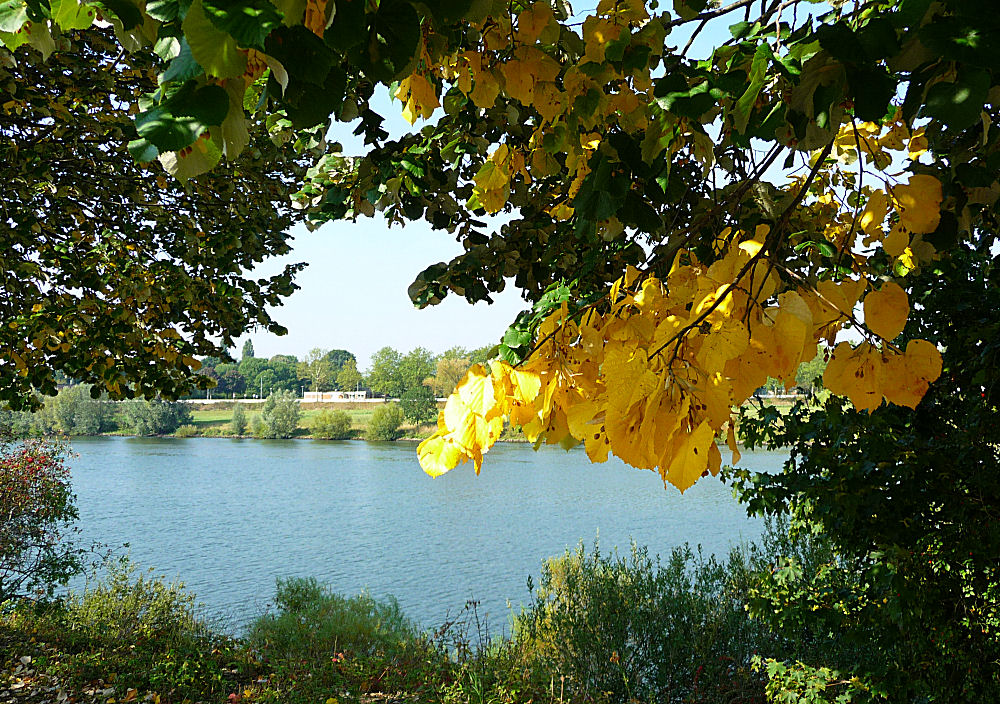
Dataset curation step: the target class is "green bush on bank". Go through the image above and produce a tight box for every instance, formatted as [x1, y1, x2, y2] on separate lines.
[367, 402, 404, 441]
[309, 409, 353, 439]
[511, 541, 771, 703]
[2, 557, 243, 703]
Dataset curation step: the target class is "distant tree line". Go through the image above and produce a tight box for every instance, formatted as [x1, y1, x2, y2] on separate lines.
[188, 344, 493, 401]
[0, 385, 191, 438]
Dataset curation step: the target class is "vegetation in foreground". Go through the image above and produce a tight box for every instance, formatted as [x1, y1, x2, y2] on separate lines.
[1, 524, 836, 704]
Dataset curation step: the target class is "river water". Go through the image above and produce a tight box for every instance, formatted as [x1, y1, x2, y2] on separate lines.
[66, 437, 786, 631]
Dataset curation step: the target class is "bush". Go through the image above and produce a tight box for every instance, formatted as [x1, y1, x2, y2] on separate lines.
[66, 557, 205, 643]
[259, 390, 300, 438]
[310, 409, 352, 440]
[511, 540, 772, 703]
[115, 399, 192, 436]
[367, 403, 403, 441]
[33, 385, 114, 436]
[247, 578, 445, 700]
[400, 386, 437, 424]
[173, 424, 198, 437]
[0, 439, 84, 602]
[6, 557, 239, 701]
[230, 402, 247, 435]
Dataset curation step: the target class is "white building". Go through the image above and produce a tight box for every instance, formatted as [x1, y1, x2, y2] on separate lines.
[302, 390, 368, 402]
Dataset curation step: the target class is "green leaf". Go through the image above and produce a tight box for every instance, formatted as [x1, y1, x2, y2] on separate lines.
[920, 19, 1000, 71]
[793, 240, 836, 257]
[145, 0, 181, 22]
[160, 37, 203, 83]
[182, 0, 247, 79]
[134, 81, 229, 153]
[202, 0, 282, 50]
[921, 68, 990, 131]
[50, 0, 96, 28]
[325, 0, 366, 51]
[95, 0, 142, 27]
[264, 24, 333, 85]
[815, 21, 865, 64]
[848, 65, 896, 122]
[0, 1, 28, 32]
[353, 0, 420, 83]
[732, 42, 771, 134]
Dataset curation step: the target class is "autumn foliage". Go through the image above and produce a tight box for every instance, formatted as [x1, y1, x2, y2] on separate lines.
[0, 439, 82, 602]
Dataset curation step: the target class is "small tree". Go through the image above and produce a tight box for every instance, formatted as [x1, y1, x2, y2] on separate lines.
[367, 403, 404, 441]
[242, 340, 255, 360]
[400, 386, 437, 425]
[310, 410, 353, 440]
[0, 439, 83, 602]
[230, 403, 247, 436]
[260, 390, 300, 439]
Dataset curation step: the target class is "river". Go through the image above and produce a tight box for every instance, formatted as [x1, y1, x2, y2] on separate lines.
[66, 436, 786, 632]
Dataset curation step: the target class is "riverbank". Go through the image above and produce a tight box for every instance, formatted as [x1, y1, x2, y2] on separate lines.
[116, 397, 805, 443]
[2, 528, 822, 704]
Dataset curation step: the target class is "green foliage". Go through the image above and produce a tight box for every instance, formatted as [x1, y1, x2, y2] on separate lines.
[512, 540, 771, 703]
[173, 424, 198, 437]
[66, 557, 204, 644]
[4, 557, 240, 701]
[733, 241, 1000, 702]
[250, 578, 418, 661]
[0, 439, 83, 602]
[365, 346, 405, 398]
[309, 409, 352, 440]
[242, 340, 255, 360]
[259, 389, 300, 438]
[0, 29, 308, 410]
[336, 358, 363, 393]
[229, 402, 247, 435]
[400, 386, 437, 424]
[366, 403, 403, 441]
[28, 385, 113, 436]
[115, 399, 192, 436]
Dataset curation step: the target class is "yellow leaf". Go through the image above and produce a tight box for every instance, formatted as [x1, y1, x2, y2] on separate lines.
[517, 1, 554, 43]
[663, 419, 715, 493]
[456, 364, 498, 419]
[395, 73, 439, 125]
[418, 433, 467, 477]
[470, 70, 501, 109]
[864, 281, 908, 341]
[726, 424, 741, 465]
[859, 190, 888, 238]
[823, 342, 883, 412]
[904, 338, 942, 383]
[884, 222, 909, 257]
[893, 174, 942, 234]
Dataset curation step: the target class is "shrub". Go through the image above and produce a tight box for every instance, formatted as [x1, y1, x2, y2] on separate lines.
[511, 540, 772, 703]
[230, 403, 247, 435]
[367, 403, 403, 441]
[400, 386, 437, 424]
[249, 413, 269, 438]
[173, 424, 198, 437]
[310, 409, 352, 440]
[247, 578, 445, 700]
[115, 399, 192, 436]
[259, 390, 300, 438]
[33, 385, 115, 436]
[0, 439, 84, 602]
[66, 557, 204, 643]
[250, 578, 419, 661]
